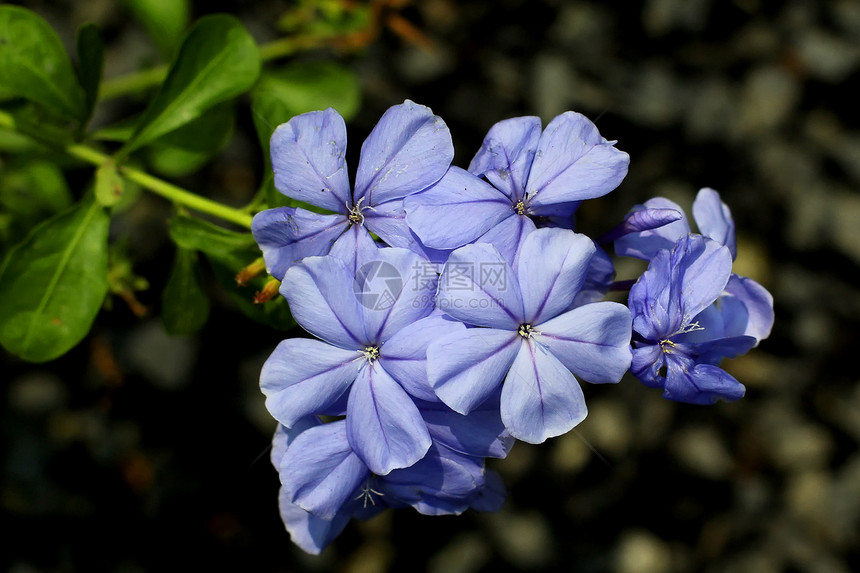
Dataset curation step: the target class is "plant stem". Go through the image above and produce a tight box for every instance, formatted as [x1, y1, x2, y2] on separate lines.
[0, 110, 253, 229]
[121, 166, 253, 228]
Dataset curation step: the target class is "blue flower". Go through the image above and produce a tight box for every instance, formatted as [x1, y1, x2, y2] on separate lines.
[426, 227, 632, 443]
[628, 234, 759, 404]
[404, 111, 630, 262]
[615, 187, 774, 343]
[260, 247, 450, 475]
[252, 100, 454, 279]
[272, 400, 512, 553]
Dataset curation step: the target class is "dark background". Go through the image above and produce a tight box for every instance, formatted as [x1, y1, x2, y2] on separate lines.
[3, 0, 859, 571]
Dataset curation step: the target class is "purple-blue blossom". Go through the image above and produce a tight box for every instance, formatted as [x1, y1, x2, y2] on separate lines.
[272, 400, 512, 554]
[404, 111, 630, 261]
[628, 234, 759, 404]
[615, 187, 774, 343]
[260, 247, 448, 475]
[426, 227, 632, 443]
[252, 100, 454, 279]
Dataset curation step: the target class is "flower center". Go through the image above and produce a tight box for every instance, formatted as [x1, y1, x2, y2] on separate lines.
[347, 196, 368, 226]
[517, 323, 536, 338]
[361, 345, 380, 362]
[513, 200, 526, 216]
[355, 478, 384, 508]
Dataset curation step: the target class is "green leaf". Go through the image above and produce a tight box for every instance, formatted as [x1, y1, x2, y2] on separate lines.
[120, 15, 260, 157]
[252, 60, 360, 161]
[0, 159, 74, 252]
[0, 196, 110, 362]
[0, 6, 87, 121]
[94, 160, 125, 207]
[121, 0, 190, 58]
[148, 146, 210, 178]
[157, 101, 235, 154]
[162, 247, 209, 335]
[0, 160, 73, 217]
[168, 214, 257, 262]
[76, 23, 104, 118]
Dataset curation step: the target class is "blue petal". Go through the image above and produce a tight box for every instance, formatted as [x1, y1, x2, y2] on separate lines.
[693, 335, 758, 363]
[277, 487, 353, 555]
[363, 199, 454, 262]
[468, 116, 543, 201]
[428, 328, 521, 414]
[673, 235, 734, 319]
[404, 167, 516, 249]
[598, 207, 682, 245]
[501, 339, 587, 443]
[271, 419, 322, 467]
[723, 274, 774, 342]
[281, 255, 369, 348]
[437, 243, 525, 328]
[421, 400, 513, 459]
[474, 211, 537, 266]
[271, 108, 352, 212]
[361, 198, 410, 248]
[629, 235, 732, 339]
[468, 469, 507, 512]
[526, 111, 629, 207]
[261, 340, 362, 427]
[379, 314, 467, 402]
[693, 188, 736, 259]
[354, 100, 453, 206]
[663, 356, 746, 404]
[537, 302, 633, 384]
[382, 444, 483, 515]
[346, 362, 431, 475]
[573, 244, 615, 307]
[252, 207, 349, 279]
[278, 421, 369, 520]
[614, 198, 690, 260]
[354, 247, 437, 343]
[630, 343, 665, 388]
[327, 223, 380, 277]
[516, 228, 595, 324]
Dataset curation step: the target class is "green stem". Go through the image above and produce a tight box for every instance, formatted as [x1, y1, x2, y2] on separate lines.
[100, 33, 340, 101]
[121, 166, 253, 228]
[0, 110, 253, 229]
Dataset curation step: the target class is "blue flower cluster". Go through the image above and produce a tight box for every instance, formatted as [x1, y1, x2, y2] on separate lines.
[252, 101, 773, 553]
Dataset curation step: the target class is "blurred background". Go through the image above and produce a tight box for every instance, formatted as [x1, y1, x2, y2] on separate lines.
[2, 0, 859, 571]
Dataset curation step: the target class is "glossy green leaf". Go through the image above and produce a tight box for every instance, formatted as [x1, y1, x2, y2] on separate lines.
[0, 6, 87, 121]
[121, 0, 190, 58]
[120, 15, 260, 157]
[162, 247, 209, 335]
[252, 60, 360, 161]
[95, 160, 125, 207]
[0, 197, 110, 362]
[168, 214, 257, 262]
[76, 23, 104, 118]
